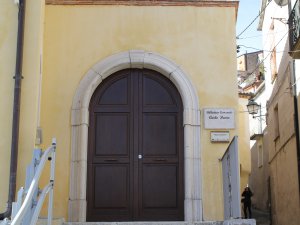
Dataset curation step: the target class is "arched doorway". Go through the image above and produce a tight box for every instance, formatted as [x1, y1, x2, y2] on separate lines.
[69, 50, 202, 222]
[87, 69, 184, 221]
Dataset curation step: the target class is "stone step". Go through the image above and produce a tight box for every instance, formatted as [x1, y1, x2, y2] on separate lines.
[63, 220, 256, 225]
[63, 222, 222, 225]
[1, 219, 256, 225]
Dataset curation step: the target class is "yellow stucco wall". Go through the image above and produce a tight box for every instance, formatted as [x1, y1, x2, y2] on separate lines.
[0, 2, 243, 222]
[0, 0, 45, 213]
[17, 0, 45, 193]
[0, 0, 17, 212]
[238, 98, 251, 193]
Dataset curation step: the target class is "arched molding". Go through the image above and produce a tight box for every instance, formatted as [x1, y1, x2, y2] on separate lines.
[69, 50, 202, 222]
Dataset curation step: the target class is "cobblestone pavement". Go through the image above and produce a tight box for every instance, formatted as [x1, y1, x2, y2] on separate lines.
[252, 208, 270, 225]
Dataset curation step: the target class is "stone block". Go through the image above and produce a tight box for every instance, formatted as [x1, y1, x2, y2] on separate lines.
[222, 219, 256, 225]
[37, 218, 65, 225]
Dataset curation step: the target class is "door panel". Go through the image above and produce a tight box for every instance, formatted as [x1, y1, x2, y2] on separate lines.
[98, 76, 129, 105]
[142, 114, 177, 156]
[143, 76, 175, 106]
[94, 165, 130, 208]
[142, 165, 178, 208]
[87, 163, 132, 221]
[95, 114, 130, 156]
[87, 69, 183, 221]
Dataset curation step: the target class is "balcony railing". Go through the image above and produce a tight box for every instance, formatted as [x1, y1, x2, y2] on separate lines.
[289, 0, 300, 58]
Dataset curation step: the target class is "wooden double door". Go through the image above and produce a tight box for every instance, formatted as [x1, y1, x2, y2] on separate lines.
[87, 69, 184, 221]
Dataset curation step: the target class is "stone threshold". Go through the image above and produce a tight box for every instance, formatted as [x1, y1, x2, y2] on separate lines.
[63, 219, 256, 225]
[1, 219, 256, 225]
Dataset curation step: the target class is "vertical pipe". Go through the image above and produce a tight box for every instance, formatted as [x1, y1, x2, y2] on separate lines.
[0, 0, 26, 219]
[288, 0, 300, 191]
[291, 61, 300, 193]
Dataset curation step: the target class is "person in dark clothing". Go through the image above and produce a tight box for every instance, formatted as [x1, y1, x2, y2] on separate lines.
[242, 187, 253, 218]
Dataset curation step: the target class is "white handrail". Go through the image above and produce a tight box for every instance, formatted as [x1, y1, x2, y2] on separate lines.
[47, 144, 56, 225]
[11, 139, 56, 225]
[29, 183, 52, 225]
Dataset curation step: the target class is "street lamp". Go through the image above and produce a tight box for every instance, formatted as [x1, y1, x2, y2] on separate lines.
[246, 99, 265, 136]
[246, 99, 261, 116]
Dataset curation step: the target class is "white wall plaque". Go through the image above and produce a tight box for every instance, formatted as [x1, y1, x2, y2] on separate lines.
[204, 108, 235, 129]
[211, 131, 230, 142]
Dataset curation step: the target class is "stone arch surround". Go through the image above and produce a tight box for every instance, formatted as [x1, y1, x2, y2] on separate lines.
[69, 50, 202, 222]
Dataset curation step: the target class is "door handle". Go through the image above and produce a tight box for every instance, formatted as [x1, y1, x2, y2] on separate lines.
[154, 159, 167, 162]
[104, 159, 118, 162]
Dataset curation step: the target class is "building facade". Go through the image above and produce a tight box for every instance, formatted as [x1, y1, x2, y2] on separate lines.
[247, 0, 300, 224]
[0, 0, 251, 222]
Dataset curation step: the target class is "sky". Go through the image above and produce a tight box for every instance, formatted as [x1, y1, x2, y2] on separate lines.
[236, 0, 263, 56]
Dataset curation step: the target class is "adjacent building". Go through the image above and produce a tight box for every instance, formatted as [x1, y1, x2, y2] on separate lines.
[246, 0, 300, 224]
[237, 51, 264, 95]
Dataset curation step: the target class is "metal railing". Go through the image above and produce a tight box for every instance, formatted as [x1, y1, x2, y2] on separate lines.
[289, 0, 300, 50]
[1, 138, 56, 225]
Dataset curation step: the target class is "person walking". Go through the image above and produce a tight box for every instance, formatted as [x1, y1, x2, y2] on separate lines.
[242, 186, 253, 218]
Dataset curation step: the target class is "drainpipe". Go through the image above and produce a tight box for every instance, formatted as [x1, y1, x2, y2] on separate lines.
[289, 0, 300, 194]
[0, 0, 26, 219]
[291, 61, 300, 194]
